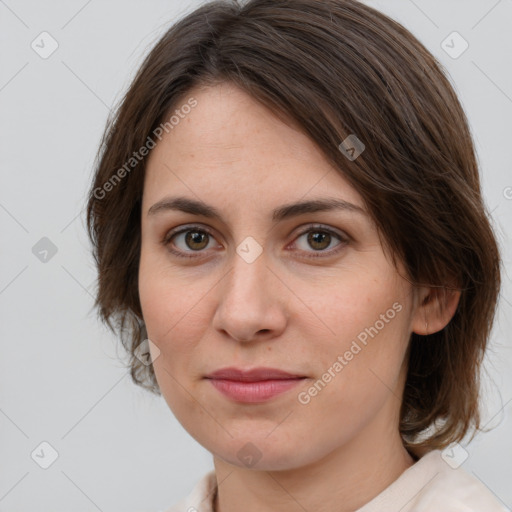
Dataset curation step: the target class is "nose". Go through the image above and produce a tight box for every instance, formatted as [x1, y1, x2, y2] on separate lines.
[211, 247, 288, 344]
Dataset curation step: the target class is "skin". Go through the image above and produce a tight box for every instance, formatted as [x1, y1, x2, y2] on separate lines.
[138, 82, 460, 512]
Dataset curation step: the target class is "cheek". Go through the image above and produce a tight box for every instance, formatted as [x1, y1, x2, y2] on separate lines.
[139, 248, 184, 335]
[138, 255, 211, 373]
[315, 272, 399, 341]
[309, 272, 410, 389]
[139, 265, 206, 417]
[296, 304, 410, 444]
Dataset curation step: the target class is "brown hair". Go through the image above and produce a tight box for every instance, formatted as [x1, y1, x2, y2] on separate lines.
[85, 0, 501, 452]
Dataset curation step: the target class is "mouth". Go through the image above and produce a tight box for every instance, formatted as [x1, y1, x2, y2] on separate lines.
[204, 366, 308, 403]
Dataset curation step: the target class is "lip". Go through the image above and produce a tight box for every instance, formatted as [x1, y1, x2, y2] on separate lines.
[206, 366, 305, 381]
[205, 367, 307, 403]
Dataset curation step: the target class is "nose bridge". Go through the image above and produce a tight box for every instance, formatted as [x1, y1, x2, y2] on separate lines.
[224, 244, 269, 306]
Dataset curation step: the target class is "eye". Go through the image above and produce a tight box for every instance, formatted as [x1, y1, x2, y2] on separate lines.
[162, 225, 218, 259]
[161, 223, 348, 259]
[292, 224, 347, 258]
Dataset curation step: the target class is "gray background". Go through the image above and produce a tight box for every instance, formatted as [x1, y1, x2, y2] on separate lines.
[1, 0, 511, 510]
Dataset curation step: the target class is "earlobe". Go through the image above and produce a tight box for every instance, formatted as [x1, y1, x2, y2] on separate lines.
[412, 286, 461, 336]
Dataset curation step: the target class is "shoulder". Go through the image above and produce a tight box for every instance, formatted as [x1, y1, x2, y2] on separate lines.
[358, 449, 508, 512]
[162, 470, 216, 512]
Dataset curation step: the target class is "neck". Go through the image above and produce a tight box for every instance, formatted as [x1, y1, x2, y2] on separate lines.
[212, 418, 415, 512]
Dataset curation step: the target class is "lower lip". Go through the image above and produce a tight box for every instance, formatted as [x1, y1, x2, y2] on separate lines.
[207, 378, 305, 403]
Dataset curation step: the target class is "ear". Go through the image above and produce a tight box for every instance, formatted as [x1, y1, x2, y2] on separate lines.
[411, 285, 461, 336]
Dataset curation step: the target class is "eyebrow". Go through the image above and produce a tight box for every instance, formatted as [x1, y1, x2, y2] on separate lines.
[147, 195, 367, 223]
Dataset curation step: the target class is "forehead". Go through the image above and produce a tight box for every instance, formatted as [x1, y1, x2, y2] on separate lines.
[142, 82, 364, 216]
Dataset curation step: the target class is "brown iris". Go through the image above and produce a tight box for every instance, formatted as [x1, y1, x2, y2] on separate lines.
[307, 231, 331, 251]
[185, 231, 209, 251]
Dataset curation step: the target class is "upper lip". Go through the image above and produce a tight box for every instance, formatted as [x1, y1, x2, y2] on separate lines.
[205, 367, 306, 382]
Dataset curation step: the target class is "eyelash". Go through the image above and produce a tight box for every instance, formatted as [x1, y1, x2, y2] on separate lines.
[161, 224, 348, 260]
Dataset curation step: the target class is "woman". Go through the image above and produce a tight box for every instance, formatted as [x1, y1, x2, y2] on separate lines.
[85, 0, 506, 510]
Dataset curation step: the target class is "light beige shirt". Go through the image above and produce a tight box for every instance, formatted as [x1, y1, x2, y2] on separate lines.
[163, 449, 508, 512]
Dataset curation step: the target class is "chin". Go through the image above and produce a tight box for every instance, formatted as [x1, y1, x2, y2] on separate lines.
[206, 434, 319, 472]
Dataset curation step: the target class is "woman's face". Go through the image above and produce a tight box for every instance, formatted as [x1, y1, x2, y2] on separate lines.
[139, 82, 421, 470]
